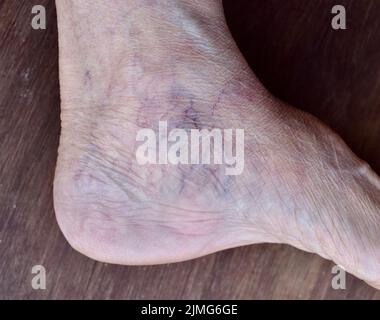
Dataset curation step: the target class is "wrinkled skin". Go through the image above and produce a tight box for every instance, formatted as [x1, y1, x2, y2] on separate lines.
[54, 0, 380, 288]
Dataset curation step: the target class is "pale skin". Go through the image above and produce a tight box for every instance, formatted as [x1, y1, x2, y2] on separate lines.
[54, 0, 380, 289]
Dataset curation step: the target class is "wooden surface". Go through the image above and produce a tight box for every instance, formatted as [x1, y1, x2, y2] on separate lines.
[1, 0, 380, 299]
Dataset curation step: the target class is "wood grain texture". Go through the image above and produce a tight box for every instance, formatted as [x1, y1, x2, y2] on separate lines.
[0, 0, 379, 299]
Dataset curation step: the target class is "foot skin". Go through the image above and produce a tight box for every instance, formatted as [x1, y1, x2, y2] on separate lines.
[54, 0, 380, 288]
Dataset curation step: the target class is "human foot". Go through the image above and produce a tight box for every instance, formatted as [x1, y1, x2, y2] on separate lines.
[54, 0, 380, 288]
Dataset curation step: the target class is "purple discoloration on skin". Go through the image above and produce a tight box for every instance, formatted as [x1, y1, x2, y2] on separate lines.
[84, 70, 92, 87]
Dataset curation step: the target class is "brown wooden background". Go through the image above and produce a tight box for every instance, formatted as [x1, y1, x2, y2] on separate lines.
[1, 0, 379, 299]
